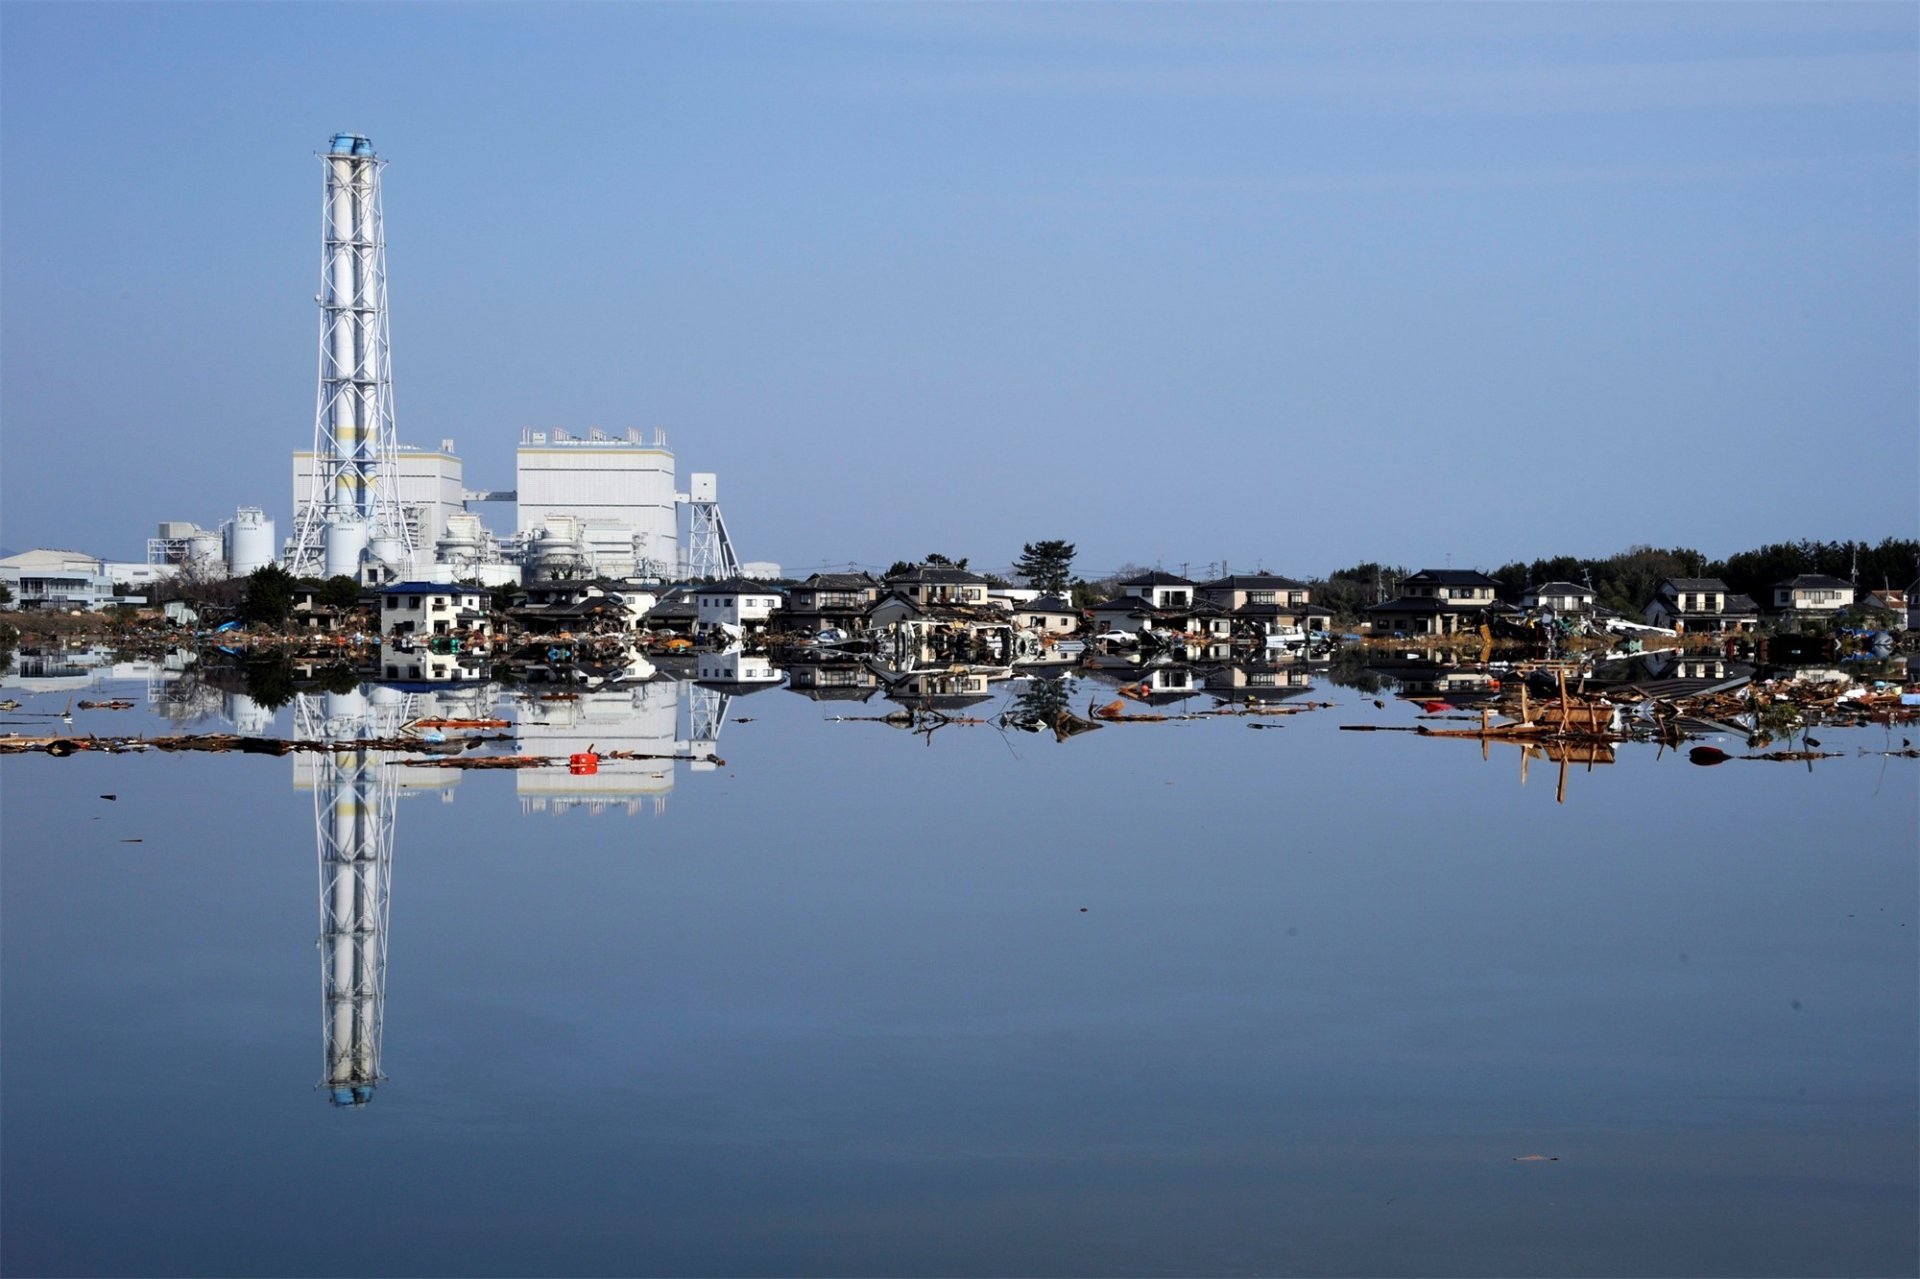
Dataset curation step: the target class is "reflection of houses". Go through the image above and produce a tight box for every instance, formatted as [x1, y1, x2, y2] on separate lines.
[868, 592, 1016, 665]
[1366, 650, 1501, 698]
[1367, 569, 1500, 636]
[878, 664, 1011, 712]
[783, 660, 881, 702]
[1085, 663, 1207, 707]
[692, 577, 784, 634]
[778, 572, 881, 635]
[1197, 573, 1331, 640]
[380, 582, 494, 642]
[1523, 581, 1596, 613]
[1643, 654, 1741, 681]
[693, 649, 785, 686]
[1770, 575, 1854, 618]
[1642, 578, 1760, 633]
[377, 640, 487, 684]
[1203, 662, 1317, 699]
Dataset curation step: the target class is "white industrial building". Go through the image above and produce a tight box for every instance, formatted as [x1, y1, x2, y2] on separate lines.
[516, 429, 677, 580]
[295, 441, 465, 570]
[1, 549, 172, 610]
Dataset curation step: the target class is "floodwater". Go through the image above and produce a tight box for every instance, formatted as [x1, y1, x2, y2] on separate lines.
[2, 663, 1915, 1278]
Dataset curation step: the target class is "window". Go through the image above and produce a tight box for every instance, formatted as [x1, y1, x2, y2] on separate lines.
[409, 595, 422, 609]
[1288, 591, 1305, 605]
[1248, 591, 1276, 604]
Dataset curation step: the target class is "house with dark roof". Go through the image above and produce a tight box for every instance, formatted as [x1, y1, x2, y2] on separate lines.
[511, 581, 656, 633]
[1366, 569, 1502, 636]
[779, 572, 881, 635]
[882, 564, 994, 607]
[380, 582, 493, 641]
[1642, 578, 1760, 633]
[1117, 569, 1196, 611]
[1197, 572, 1331, 639]
[1769, 574, 1855, 617]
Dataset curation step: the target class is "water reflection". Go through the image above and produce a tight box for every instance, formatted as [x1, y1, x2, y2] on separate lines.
[295, 690, 409, 1107]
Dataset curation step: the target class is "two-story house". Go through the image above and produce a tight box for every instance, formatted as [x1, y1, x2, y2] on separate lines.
[1367, 569, 1501, 636]
[692, 578, 784, 633]
[1642, 578, 1761, 633]
[882, 564, 993, 606]
[1197, 573, 1331, 639]
[380, 582, 493, 642]
[1769, 574, 1855, 617]
[778, 572, 882, 636]
[1089, 570, 1219, 637]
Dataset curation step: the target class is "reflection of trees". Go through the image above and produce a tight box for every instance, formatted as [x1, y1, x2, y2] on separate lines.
[1322, 648, 1388, 694]
[242, 654, 362, 712]
[1001, 677, 1102, 741]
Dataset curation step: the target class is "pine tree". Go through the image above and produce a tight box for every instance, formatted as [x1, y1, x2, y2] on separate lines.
[1013, 540, 1076, 596]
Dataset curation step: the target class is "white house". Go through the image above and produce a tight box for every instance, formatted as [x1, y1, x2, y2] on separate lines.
[1770, 575, 1855, 616]
[693, 577, 784, 631]
[380, 582, 493, 640]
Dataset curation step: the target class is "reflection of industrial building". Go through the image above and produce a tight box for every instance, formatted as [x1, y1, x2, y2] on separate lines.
[513, 681, 684, 816]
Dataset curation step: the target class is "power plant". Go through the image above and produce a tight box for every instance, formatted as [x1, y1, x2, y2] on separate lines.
[144, 131, 752, 587]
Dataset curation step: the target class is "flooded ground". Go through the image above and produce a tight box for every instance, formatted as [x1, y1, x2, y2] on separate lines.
[3, 661, 1915, 1277]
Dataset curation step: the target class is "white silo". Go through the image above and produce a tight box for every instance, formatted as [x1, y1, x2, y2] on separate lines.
[227, 508, 278, 576]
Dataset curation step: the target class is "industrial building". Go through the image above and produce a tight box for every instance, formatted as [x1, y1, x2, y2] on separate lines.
[294, 441, 464, 568]
[2, 548, 170, 610]
[515, 428, 678, 580]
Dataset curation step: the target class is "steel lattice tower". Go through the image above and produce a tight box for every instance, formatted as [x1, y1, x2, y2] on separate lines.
[289, 133, 412, 578]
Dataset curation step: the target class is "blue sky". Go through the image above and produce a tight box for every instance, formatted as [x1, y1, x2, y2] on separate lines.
[2, 2, 1914, 578]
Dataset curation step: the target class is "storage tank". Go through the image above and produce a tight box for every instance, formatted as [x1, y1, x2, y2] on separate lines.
[227, 508, 277, 576]
[187, 530, 224, 568]
[323, 518, 368, 579]
[435, 513, 485, 568]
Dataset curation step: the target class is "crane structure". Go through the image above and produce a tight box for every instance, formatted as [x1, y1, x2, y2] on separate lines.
[299, 689, 414, 1107]
[288, 133, 413, 579]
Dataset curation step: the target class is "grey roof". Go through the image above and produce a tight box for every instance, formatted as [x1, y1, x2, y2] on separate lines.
[1530, 581, 1594, 596]
[1773, 574, 1851, 590]
[1021, 595, 1076, 613]
[1405, 569, 1500, 587]
[1090, 594, 1156, 613]
[693, 577, 784, 596]
[1119, 569, 1196, 587]
[1723, 594, 1760, 614]
[885, 565, 989, 585]
[1367, 597, 1453, 615]
[796, 572, 879, 589]
[1199, 573, 1309, 591]
[1662, 577, 1729, 592]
